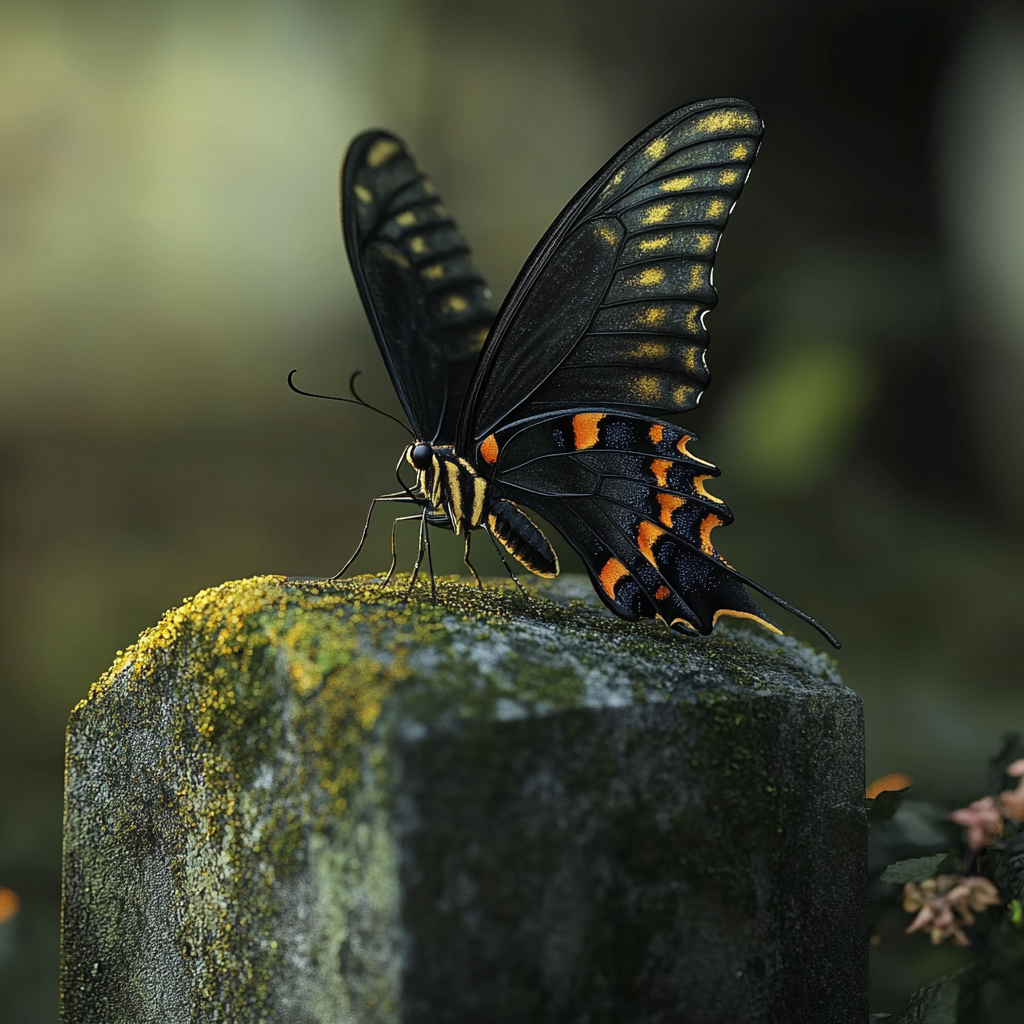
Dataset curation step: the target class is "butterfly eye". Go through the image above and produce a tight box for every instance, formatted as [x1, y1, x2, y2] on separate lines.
[410, 443, 433, 470]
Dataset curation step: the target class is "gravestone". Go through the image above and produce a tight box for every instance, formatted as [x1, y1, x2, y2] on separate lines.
[61, 574, 866, 1023]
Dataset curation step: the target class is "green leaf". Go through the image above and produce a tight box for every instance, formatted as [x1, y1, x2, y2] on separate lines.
[888, 968, 971, 1024]
[880, 853, 953, 885]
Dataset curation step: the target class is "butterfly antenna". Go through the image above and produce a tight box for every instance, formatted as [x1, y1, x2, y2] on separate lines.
[288, 370, 414, 437]
[430, 379, 450, 445]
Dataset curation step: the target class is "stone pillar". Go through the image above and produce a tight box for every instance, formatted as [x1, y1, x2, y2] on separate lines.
[61, 574, 866, 1023]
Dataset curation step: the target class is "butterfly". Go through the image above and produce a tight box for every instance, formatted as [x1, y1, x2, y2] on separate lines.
[294, 98, 839, 648]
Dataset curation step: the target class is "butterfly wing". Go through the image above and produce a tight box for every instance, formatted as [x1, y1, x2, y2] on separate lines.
[456, 98, 762, 452]
[459, 99, 838, 646]
[341, 131, 496, 442]
[482, 410, 800, 638]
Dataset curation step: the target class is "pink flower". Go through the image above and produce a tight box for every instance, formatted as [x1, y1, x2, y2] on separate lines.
[950, 796, 1003, 851]
[999, 759, 1024, 822]
[903, 875, 1002, 946]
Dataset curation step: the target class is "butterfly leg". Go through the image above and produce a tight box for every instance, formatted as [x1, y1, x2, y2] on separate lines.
[463, 532, 483, 589]
[483, 524, 535, 609]
[424, 513, 437, 601]
[331, 492, 418, 581]
[381, 514, 422, 590]
[404, 509, 430, 599]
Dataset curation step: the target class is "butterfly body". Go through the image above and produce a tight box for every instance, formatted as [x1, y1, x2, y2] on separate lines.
[328, 99, 840, 648]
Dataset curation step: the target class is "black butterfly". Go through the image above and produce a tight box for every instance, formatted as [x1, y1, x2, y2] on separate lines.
[297, 98, 839, 648]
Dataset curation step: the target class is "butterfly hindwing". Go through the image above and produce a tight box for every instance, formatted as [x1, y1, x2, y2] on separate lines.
[478, 410, 780, 637]
[457, 98, 763, 452]
[341, 131, 496, 442]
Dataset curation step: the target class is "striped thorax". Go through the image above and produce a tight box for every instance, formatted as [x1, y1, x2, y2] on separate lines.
[405, 443, 488, 535]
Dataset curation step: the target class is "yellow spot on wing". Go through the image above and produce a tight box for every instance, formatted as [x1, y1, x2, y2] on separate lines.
[633, 267, 666, 287]
[634, 340, 669, 359]
[382, 247, 410, 268]
[642, 204, 672, 226]
[694, 474, 724, 503]
[688, 264, 705, 289]
[396, 210, 417, 227]
[696, 231, 715, 253]
[645, 138, 668, 160]
[660, 175, 694, 192]
[638, 306, 668, 328]
[441, 294, 468, 314]
[684, 306, 701, 335]
[699, 513, 723, 555]
[603, 168, 626, 193]
[650, 458, 672, 487]
[672, 384, 694, 406]
[648, 424, 664, 444]
[712, 608, 783, 634]
[637, 521, 665, 565]
[353, 184, 373, 203]
[409, 236, 427, 254]
[599, 558, 630, 599]
[656, 493, 685, 528]
[479, 434, 499, 465]
[730, 142, 750, 160]
[367, 139, 400, 167]
[422, 263, 444, 281]
[634, 375, 661, 401]
[719, 168, 741, 185]
[706, 197, 727, 218]
[572, 413, 603, 450]
[639, 234, 670, 252]
[694, 110, 757, 134]
[595, 224, 618, 245]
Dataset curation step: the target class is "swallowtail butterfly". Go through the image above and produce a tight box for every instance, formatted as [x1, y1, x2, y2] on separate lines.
[312, 98, 838, 648]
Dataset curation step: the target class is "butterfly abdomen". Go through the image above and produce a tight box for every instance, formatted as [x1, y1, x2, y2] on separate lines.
[487, 500, 559, 579]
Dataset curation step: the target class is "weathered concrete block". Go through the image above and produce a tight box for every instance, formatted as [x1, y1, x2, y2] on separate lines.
[61, 574, 866, 1023]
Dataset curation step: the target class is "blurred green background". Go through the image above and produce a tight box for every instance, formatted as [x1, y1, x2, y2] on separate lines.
[2, 0, 1023, 1018]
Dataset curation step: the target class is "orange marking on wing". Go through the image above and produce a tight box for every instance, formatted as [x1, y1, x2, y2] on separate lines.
[712, 609, 783, 635]
[655, 585, 671, 601]
[866, 773, 914, 799]
[598, 558, 629, 599]
[650, 459, 673, 487]
[656, 493, 684, 528]
[676, 435, 715, 466]
[637, 520, 665, 565]
[479, 434, 499, 465]
[572, 413, 603, 450]
[699, 514, 723, 555]
[648, 424, 663, 444]
[693, 474, 724, 503]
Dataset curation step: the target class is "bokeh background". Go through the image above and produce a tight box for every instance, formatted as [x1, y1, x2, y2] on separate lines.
[2, 0, 1023, 1018]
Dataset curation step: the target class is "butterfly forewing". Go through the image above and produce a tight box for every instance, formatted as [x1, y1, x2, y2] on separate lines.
[341, 131, 496, 442]
[457, 98, 763, 451]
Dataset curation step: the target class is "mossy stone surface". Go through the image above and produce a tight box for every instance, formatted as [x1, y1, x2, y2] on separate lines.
[61, 573, 867, 1023]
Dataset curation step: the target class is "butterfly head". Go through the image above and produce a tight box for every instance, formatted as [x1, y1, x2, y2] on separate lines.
[409, 443, 433, 471]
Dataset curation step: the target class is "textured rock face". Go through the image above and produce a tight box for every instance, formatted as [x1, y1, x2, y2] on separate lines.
[61, 574, 867, 1024]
